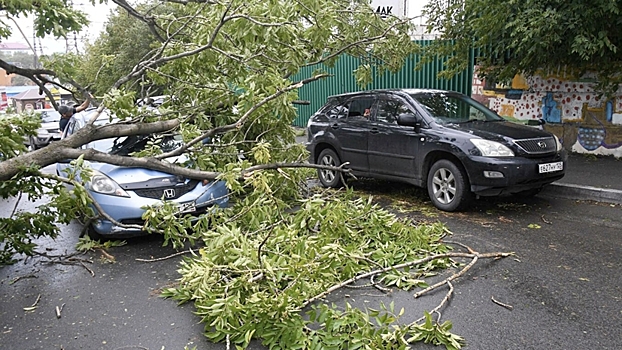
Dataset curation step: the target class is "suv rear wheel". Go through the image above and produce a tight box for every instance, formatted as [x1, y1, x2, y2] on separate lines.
[427, 159, 472, 211]
[317, 148, 344, 188]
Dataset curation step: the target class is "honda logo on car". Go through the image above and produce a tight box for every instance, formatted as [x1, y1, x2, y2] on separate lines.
[163, 189, 175, 199]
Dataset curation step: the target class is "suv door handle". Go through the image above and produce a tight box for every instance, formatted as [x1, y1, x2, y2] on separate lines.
[370, 127, 379, 134]
[331, 123, 339, 129]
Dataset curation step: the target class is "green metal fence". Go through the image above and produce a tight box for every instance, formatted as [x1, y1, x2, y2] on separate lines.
[291, 40, 475, 127]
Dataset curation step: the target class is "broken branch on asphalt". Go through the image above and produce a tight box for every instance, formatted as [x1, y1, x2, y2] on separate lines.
[300, 245, 514, 310]
[135, 249, 194, 262]
[491, 296, 514, 310]
[32, 251, 95, 277]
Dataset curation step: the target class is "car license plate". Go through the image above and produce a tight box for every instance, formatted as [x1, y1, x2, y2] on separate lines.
[538, 161, 563, 173]
[177, 202, 196, 214]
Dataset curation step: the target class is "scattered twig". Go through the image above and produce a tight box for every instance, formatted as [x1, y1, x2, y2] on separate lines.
[413, 256, 479, 298]
[491, 296, 513, 310]
[443, 240, 476, 254]
[300, 249, 513, 309]
[135, 250, 192, 262]
[412, 281, 454, 325]
[255, 219, 283, 267]
[541, 215, 552, 225]
[79, 261, 95, 277]
[248, 272, 264, 283]
[55, 303, 65, 319]
[9, 273, 38, 285]
[9, 190, 23, 218]
[31, 251, 95, 276]
[370, 273, 392, 293]
[23, 294, 41, 312]
[98, 249, 116, 262]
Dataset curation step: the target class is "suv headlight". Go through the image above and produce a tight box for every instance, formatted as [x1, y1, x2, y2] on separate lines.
[87, 170, 130, 197]
[554, 135, 563, 152]
[471, 139, 514, 157]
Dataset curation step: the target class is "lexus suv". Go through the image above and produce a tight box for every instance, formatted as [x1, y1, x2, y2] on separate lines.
[306, 89, 567, 211]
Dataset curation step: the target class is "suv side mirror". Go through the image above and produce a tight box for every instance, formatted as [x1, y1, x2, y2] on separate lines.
[526, 118, 546, 126]
[397, 113, 420, 128]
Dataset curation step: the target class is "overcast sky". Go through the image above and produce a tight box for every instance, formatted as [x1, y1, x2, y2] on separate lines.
[5, 1, 115, 55]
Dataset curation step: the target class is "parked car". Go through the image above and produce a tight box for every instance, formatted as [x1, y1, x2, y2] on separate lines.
[306, 89, 567, 211]
[25, 109, 62, 150]
[56, 109, 229, 237]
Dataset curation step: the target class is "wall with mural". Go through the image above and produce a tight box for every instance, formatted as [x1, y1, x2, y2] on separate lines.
[471, 69, 622, 158]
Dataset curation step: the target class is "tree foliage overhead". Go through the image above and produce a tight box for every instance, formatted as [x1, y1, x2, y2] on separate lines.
[424, 0, 622, 91]
[0, 1, 517, 348]
[68, 4, 163, 97]
[0, 0, 90, 39]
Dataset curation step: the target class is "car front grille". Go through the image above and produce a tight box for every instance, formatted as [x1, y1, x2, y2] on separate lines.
[133, 180, 199, 199]
[514, 137, 556, 155]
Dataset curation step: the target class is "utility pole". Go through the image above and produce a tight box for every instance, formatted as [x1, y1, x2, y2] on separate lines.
[65, 0, 80, 54]
[32, 29, 39, 68]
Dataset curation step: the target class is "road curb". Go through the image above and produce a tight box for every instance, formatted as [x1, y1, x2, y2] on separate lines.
[543, 182, 622, 205]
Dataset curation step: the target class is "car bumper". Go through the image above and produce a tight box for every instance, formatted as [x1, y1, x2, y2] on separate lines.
[463, 151, 568, 196]
[89, 180, 229, 236]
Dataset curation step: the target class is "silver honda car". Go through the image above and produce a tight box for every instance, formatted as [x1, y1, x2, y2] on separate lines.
[57, 109, 229, 237]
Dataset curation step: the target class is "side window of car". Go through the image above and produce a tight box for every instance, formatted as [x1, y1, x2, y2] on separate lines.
[324, 101, 348, 119]
[347, 97, 374, 120]
[375, 99, 412, 124]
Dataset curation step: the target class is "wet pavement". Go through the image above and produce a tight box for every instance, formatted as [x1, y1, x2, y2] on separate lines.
[1, 159, 621, 349]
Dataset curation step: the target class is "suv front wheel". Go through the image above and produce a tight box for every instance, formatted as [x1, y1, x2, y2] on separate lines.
[317, 148, 344, 188]
[427, 159, 472, 211]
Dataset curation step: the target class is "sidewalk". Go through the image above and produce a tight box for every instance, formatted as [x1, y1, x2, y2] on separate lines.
[543, 152, 622, 204]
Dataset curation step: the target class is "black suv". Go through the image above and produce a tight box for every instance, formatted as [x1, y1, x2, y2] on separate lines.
[306, 89, 567, 211]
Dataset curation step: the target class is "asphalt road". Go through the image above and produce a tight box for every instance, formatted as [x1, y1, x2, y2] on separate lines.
[1, 177, 621, 350]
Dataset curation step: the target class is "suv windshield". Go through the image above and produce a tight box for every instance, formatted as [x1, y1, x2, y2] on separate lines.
[410, 92, 503, 124]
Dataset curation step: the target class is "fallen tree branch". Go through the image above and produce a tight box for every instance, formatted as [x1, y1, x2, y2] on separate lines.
[135, 249, 193, 262]
[412, 281, 454, 325]
[300, 249, 513, 309]
[413, 256, 479, 299]
[32, 251, 95, 276]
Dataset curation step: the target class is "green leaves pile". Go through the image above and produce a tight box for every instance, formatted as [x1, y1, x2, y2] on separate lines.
[161, 188, 461, 349]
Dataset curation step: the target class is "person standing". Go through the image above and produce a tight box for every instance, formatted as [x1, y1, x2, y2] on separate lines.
[58, 99, 90, 132]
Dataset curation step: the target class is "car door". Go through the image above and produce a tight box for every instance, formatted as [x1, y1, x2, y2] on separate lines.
[368, 96, 422, 179]
[332, 96, 375, 174]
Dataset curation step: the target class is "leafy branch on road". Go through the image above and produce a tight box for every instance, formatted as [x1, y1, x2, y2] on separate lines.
[159, 190, 512, 349]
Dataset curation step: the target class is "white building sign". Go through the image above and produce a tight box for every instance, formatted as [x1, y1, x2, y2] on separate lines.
[370, 0, 407, 18]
